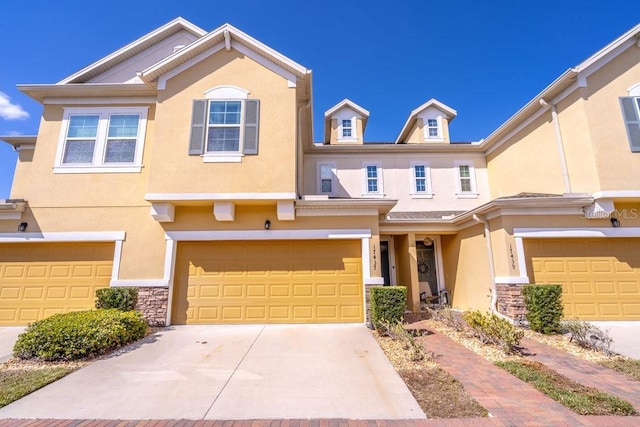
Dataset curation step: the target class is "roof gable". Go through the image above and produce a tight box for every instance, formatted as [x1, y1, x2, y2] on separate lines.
[395, 99, 457, 143]
[323, 99, 369, 143]
[59, 17, 206, 84]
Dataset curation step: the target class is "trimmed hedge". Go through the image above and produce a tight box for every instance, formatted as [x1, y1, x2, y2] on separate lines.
[13, 309, 148, 361]
[95, 287, 138, 311]
[370, 286, 407, 328]
[523, 284, 563, 334]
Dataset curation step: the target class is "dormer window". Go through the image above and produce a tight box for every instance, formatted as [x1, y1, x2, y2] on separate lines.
[342, 119, 353, 138]
[427, 119, 439, 137]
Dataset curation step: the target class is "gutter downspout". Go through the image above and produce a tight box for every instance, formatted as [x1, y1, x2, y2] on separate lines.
[539, 99, 571, 193]
[473, 214, 513, 323]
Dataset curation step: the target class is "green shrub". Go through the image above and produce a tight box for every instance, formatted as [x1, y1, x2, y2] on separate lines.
[522, 284, 563, 334]
[13, 309, 148, 361]
[370, 286, 407, 329]
[463, 310, 524, 353]
[95, 287, 138, 311]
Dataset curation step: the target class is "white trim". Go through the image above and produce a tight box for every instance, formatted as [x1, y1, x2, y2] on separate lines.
[409, 161, 433, 197]
[628, 83, 640, 97]
[514, 227, 640, 238]
[0, 212, 23, 220]
[454, 160, 478, 196]
[324, 99, 370, 118]
[53, 166, 142, 174]
[233, 41, 297, 87]
[44, 97, 157, 105]
[202, 155, 243, 163]
[110, 279, 169, 287]
[592, 190, 640, 199]
[0, 231, 125, 242]
[433, 235, 446, 293]
[204, 85, 249, 99]
[164, 238, 178, 326]
[366, 277, 385, 285]
[165, 229, 372, 241]
[362, 161, 383, 197]
[495, 276, 530, 284]
[55, 107, 148, 172]
[317, 161, 336, 195]
[111, 240, 124, 282]
[157, 42, 225, 90]
[515, 236, 528, 281]
[379, 236, 397, 286]
[15, 144, 35, 152]
[145, 192, 297, 201]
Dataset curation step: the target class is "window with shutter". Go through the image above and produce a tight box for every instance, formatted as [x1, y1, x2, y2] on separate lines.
[620, 97, 640, 152]
[188, 96, 260, 161]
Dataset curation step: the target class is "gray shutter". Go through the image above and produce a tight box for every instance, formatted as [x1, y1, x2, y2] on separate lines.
[620, 97, 640, 151]
[188, 99, 207, 155]
[243, 99, 260, 155]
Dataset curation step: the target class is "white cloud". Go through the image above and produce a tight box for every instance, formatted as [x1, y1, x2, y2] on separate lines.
[0, 92, 29, 120]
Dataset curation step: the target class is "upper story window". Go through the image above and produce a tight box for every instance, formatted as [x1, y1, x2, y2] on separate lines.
[341, 119, 353, 138]
[189, 85, 259, 162]
[55, 107, 148, 173]
[427, 119, 439, 137]
[362, 162, 383, 197]
[318, 163, 335, 194]
[410, 162, 433, 198]
[454, 161, 478, 198]
[620, 96, 640, 151]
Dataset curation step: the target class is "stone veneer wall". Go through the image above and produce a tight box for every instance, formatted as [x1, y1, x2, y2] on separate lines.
[135, 287, 169, 326]
[496, 283, 527, 321]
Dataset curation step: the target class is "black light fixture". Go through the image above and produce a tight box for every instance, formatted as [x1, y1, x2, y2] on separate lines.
[17, 222, 28, 232]
[264, 219, 271, 230]
[611, 217, 621, 228]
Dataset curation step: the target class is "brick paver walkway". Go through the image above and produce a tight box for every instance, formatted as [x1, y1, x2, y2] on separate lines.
[521, 337, 640, 410]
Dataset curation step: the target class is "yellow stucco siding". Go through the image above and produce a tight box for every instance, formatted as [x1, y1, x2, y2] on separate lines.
[10, 104, 155, 207]
[148, 50, 297, 194]
[582, 46, 640, 190]
[441, 224, 491, 311]
[486, 113, 565, 198]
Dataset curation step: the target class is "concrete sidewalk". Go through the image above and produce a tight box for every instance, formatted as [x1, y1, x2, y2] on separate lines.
[590, 321, 640, 359]
[0, 324, 424, 420]
[0, 327, 24, 362]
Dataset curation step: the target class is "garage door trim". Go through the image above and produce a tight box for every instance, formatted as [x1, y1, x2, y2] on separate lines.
[164, 228, 377, 325]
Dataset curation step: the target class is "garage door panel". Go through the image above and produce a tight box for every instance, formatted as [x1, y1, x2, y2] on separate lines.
[526, 238, 640, 320]
[0, 243, 114, 326]
[173, 240, 363, 324]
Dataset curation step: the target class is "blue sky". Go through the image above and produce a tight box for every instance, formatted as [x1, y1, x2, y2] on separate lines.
[1, 0, 640, 197]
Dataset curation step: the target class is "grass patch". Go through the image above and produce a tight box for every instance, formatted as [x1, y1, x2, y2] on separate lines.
[599, 358, 640, 382]
[496, 360, 635, 416]
[0, 365, 74, 408]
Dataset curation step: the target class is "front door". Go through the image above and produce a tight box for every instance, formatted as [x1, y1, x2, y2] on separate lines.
[381, 241, 391, 286]
[416, 241, 438, 297]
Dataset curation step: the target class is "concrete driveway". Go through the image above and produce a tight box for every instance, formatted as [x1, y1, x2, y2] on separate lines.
[0, 324, 425, 420]
[589, 321, 640, 359]
[0, 327, 25, 362]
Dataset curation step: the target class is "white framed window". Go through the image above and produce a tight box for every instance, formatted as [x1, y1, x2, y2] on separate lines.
[410, 162, 433, 198]
[317, 162, 336, 195]
[620, 96, 640, 151]
[189, 85, 259, 162]
[454, 161, 478, 198]
[341, 119, 353, 138]
[362, 162, 383, 197]
[55, 107, 148, 173]
[427, 119, 439, 137]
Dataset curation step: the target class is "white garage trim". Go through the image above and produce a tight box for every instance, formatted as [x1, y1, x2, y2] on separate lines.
[0, 231, 125, 242]
[512, 227, 640, 287]
[163, 228, 375, 325]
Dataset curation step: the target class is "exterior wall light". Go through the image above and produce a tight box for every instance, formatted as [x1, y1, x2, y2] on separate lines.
[264, 219, 271, 230]
[17, 222, 28, 232]
[611, 217, 621, 228]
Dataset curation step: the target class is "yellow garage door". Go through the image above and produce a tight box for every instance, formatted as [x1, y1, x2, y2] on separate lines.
[526, 238, 640, 320]
[172, 240, 363, 324]
[0, 243, 113, 325]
